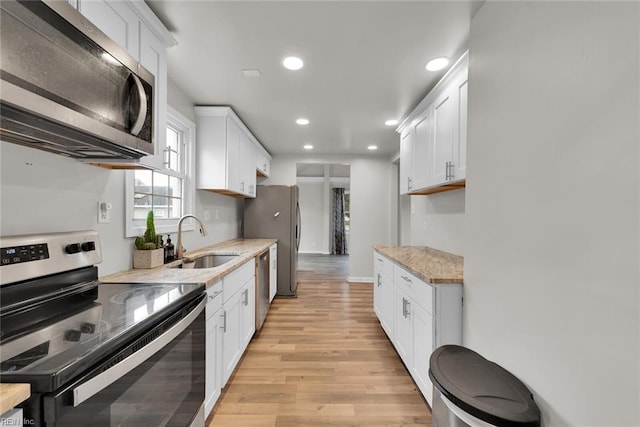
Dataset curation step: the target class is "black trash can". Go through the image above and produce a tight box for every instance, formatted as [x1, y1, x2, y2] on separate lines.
[429, 345, 541, 427]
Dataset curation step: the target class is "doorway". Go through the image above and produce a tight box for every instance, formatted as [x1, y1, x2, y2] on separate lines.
[295, 163, 350, 255]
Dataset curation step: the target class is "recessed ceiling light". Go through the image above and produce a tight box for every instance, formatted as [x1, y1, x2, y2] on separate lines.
[385, 119, 399, 127]
[283, 56, 304, 71]
[242, 69, 261, 77]
[367, 145, 378, 150]
[425, 56, 450, 71]
[296, 118, 309, 125]
[303, 144, 314, 150]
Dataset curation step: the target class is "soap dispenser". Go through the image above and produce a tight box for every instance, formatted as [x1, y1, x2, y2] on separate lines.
[165, 234, 175, 262]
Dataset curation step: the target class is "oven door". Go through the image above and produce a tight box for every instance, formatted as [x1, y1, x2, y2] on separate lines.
[43, 296, 205, 427]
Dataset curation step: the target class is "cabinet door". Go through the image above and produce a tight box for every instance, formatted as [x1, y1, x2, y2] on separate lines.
[452, 71, 468, 182]
[412, 302, 434, 406]
[221, 290, 242, 386]
[226, 119, 243, 193]
[430, 88, 455, 186]
[374, 271, 394, 339]
[138, 24, 167, 169]
[380, 273, 394, 340]
[269, 244, 277, 302]
[240, 280, 256, 349]
[394, 288, 413, 367]
[244, 138, 257, 198]
[399, 128, 414, 194]
[256, 148, 270, 177]
[205, 307, 221, 416]
[76, 0, 139, 58]
[412, 109, 433, 190]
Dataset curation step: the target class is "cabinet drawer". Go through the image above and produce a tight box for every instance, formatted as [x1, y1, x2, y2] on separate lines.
[373, 252, 393, 277]
[394, 265, 433, 315]
[223, 260, 255, 303]
[206, 280, 223, 319]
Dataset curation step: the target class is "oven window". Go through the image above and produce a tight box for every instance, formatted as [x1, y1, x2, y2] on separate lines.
[48, 310, 205, 427]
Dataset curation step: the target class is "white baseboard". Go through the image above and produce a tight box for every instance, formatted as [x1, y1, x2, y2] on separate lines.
[347, 276, 374, 284]
[298, 250, 330, 255]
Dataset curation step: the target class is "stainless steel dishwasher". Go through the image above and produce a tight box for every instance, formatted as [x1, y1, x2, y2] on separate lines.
[255, 250, 270, 331]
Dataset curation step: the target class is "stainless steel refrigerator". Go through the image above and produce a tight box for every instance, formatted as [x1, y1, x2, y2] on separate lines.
[243, 185, 300, 297]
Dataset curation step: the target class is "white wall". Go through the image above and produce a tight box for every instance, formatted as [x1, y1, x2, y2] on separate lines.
[264, 154, 393, 280]
[409, 190, 465, 255]
[0, 143, 243, 276]
[465, 2, 639, 426]
[349, 157, 393, 281]
[297, 181, 329, 253]
[1, 82, 243, 276]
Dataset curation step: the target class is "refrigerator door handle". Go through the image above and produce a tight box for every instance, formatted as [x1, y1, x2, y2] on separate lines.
[295, 201, 301, 251]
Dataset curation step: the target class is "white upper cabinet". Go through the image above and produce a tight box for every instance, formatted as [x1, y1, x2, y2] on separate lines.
[399, 128, 414, 194]
[75, 1, 139, 56]
[255, 144, 271, 178]
[412, 107, 433, 190]
[195, 106, 267, 198]
[74, 0, 176, 169]
[398, 51, 468, 195]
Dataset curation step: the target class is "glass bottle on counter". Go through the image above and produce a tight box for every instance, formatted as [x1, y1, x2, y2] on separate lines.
[165, 234, 175, 262]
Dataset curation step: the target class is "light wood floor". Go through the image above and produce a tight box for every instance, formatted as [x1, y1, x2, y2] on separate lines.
[207, 255, 432, 426]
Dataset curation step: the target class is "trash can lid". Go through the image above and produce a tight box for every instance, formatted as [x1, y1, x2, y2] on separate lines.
[429, 345, 540, 427]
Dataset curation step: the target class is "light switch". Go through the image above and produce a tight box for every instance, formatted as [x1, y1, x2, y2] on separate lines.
[203, 210, 211, 221]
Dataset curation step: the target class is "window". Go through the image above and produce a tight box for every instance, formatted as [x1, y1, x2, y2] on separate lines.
[125, 106, 195, 237]
[343, 190, 350, 232]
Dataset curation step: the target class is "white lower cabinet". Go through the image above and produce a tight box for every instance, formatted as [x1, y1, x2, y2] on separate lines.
[269, 244, 277, 302]
[205, 259, 257, 417]
[373, 253, 394, 338]
[205, 281, 223, 417]
[221, 260, 256, 387]
[221, 286, 243, 386]
[411, 302, 434, 404]
[240, 279, 256, 349]
[373, 252, 462, 407]
[393, 287, 413, 366]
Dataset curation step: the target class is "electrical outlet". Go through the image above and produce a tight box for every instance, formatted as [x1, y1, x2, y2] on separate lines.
[204, 210, 211, 221]
[215, 209, 219, 220]
[98, 201, 112, 224]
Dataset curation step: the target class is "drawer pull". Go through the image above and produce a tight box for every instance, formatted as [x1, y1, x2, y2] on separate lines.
[208, 290, 222, 300]
[401, 275, 412, 283]
[220, 311, 227, 332]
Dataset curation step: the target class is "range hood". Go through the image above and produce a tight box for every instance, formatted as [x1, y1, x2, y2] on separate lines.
[0, 0, 155, 166]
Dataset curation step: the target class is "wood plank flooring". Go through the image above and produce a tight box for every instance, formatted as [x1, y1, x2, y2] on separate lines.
[207, 255, 432, 427]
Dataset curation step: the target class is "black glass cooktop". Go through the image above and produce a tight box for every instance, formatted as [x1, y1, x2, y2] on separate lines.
[0, 281, 204, 392]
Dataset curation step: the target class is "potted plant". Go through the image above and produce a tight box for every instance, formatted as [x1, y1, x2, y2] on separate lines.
[133, 211, 164, 268]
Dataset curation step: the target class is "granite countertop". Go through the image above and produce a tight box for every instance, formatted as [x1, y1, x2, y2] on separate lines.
[0, 383, 30, 414]
[101, 239, 276, 287]
[374, 245, 463, 284]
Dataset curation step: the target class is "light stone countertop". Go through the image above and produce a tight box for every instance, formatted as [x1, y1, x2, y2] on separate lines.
[373, 245, 463, 284]
[101, 239, 276, 287]
[0, 383, 30, 414]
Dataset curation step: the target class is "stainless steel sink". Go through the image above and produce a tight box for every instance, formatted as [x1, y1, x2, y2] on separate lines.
[176, 254, 239, 269]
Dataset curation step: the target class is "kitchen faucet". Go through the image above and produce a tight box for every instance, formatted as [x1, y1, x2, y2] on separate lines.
[176, 214, 208, 260]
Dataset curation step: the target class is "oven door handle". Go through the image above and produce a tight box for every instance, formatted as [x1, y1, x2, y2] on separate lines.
[72, 297, 206, 407]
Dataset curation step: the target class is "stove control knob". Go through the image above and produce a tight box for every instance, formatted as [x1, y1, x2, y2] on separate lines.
[65, 243, 81, 254]
[80, 322, 96, 334]
[65, 330, 81, 342]
[81, 241, 96, 252]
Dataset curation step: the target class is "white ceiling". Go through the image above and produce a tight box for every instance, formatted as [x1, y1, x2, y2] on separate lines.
[146, 1, 483, 157]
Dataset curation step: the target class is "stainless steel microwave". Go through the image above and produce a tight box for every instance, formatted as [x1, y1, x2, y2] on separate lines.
[0, 0, 155, 160]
